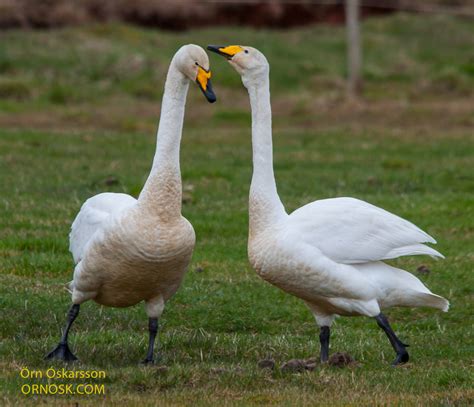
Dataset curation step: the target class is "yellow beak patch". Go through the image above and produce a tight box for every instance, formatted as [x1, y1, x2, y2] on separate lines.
[218, 45, 244, 57]
[196, 67, 211, 91]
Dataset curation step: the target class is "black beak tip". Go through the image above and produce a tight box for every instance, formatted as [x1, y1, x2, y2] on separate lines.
[200, 79, 217, 103]
[207, 93, 217, 104]
[206, 81, 217, 103]
[207, 45, 223, 54]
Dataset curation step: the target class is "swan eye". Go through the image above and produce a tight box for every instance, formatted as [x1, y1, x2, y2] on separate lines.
[195, 62, 199, 66]
[244, 50, 249, 54]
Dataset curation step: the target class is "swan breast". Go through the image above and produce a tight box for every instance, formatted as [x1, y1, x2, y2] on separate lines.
[75, 210, 195, 307]
[249, 228, 379, 308]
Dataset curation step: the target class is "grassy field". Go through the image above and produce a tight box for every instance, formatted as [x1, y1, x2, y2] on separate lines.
[1, 13, 473, 405]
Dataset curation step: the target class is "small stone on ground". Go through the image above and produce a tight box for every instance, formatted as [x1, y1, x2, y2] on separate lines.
[304, 357, 318, 371]
[416, 265, 431, 274]
[328, 352, 355, 367]
[257, 359, 275, 370]
[281, 359, 307, 373]
[104, 176, 119, 186]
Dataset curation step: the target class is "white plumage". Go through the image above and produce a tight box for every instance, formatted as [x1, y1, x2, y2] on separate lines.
[288, 197, 444, 264]
[209, 44, 448, 365]
[69, 193, 136, 264]
[46, 44, 216, 363]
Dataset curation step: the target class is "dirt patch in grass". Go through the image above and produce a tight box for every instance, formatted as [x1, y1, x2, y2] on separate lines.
[1, 96, 472, 138]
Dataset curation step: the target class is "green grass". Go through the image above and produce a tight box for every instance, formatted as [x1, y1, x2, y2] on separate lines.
[1, 13, 474, 405]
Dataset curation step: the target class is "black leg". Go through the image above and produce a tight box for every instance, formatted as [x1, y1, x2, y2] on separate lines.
[375, 313, 409, 365]
[142, 317, 159, 364]
[319, 326, 330, 363]
[45, 304, 80, 362]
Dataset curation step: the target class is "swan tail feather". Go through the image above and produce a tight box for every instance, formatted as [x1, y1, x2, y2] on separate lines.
[419, 292, 449, 312]
[384, 244, 444, 260]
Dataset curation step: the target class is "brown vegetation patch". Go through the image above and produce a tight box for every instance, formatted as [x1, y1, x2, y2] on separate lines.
[0, 0, 396, 30]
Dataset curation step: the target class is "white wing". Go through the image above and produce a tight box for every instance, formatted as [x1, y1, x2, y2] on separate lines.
[69, 192, 137, 263]
[288, 197, 443, 264]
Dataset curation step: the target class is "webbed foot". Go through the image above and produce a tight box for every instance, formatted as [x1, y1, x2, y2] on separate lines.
[45, 342, 78, 362]
[392, 350, 409, 366]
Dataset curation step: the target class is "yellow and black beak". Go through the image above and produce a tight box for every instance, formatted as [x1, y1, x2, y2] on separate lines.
[207, 45, 244, 60]
[196, 66, 216, 103]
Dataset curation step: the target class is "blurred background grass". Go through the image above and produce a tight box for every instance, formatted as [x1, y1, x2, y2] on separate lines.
[0, 4, 473, 406]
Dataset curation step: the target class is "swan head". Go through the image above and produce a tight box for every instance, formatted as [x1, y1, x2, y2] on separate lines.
[174, 44, 216, 103]
[207, 45, 269, 87]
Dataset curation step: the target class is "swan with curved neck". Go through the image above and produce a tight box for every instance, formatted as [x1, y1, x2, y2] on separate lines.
[208, 44, 448, 365]
[46, 44, 216, 363]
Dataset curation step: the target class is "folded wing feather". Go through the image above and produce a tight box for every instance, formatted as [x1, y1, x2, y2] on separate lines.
[288, 197, 443, 264]
[69, 192, 137, 264]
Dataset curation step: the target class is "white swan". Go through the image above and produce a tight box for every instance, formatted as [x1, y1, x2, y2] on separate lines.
[46, 44, 216, 363]
[208, 45, 448, 365]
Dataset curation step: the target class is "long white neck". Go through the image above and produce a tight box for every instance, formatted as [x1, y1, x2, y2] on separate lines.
[138, 61, 189, 219]
[247, 75, 286, 235]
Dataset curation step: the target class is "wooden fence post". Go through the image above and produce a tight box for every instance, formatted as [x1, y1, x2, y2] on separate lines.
[345, 0, 362, 98]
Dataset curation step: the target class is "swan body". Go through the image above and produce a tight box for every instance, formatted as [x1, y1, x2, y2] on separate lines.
[208, 44, 448, 364]
[69, 192, 195, 308]
[46, 44, 216, 363]
[250, 197, 448, 320]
